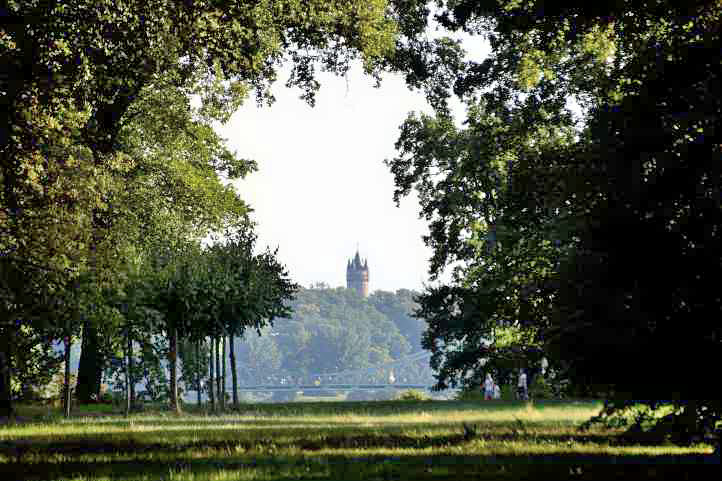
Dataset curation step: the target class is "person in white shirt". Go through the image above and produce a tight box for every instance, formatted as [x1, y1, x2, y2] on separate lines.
[493, 382, 501, 400]
[483, 373, 494, 400]
[517, 369, 528, 401]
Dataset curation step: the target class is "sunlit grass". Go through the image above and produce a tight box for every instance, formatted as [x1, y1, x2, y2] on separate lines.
[1, 400, 717, 480]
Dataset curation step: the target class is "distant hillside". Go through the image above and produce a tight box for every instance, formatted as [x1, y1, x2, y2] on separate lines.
[232, 286, 430, 384]
[55, 287, 431, 391]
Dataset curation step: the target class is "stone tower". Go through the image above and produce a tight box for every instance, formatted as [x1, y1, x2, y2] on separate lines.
[346, 249, 369, 297]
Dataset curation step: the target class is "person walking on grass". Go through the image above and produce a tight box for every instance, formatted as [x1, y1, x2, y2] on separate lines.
[517, 369, 528, 401]
[483, 374, 494, 400]
[493, 382, 501, 400]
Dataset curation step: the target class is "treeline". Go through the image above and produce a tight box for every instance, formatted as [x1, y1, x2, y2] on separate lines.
[231, 287, 430, 386]
[5, 226, 297, 415]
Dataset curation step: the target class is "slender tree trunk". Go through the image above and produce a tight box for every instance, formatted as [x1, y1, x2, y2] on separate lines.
[0, 331, 12, 417]
[681, 401, 700, 443]
[214, 336, 221, 411]
[124, 329, 130, 417]
[195, 341, 201, 407]
[168, 325, 180, 414]
[221, 335, 226, 410]
[208, 338, 215, 411]
[128, 334, 135, 404]
[229, 333, 238, 408]
[63, 335, 72, 418]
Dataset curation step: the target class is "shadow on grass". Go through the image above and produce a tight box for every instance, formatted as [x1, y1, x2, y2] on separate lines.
[0, 430, 712, 459]
[0, 451, 718, 481]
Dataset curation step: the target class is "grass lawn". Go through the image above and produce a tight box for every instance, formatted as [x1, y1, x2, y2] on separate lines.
[1, 400, 717, 480]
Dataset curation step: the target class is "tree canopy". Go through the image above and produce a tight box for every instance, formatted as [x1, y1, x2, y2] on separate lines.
[387, 0, 721, 441]
[1, 0, 402, 416]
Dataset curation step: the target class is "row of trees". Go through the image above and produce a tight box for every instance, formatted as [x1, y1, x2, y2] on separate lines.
[386, 0, 721, 442]
[97, 287, 428, 403]
[2, 0, 399, 417]
[115, 228, 295, 414]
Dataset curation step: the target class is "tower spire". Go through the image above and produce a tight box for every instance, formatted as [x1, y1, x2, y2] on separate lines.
[346, 245, 369, 297]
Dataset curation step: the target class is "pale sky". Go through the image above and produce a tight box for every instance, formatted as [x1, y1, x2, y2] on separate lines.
[216, 35, 490, 293]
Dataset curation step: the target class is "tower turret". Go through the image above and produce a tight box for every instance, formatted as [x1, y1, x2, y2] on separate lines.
[346, 248, 369, 297]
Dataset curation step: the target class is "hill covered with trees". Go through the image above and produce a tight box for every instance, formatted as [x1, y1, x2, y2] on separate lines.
[231, 286, 430, 386]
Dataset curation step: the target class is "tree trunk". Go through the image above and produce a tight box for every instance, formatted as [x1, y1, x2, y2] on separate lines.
[229, 333, 238, 408]
[128, 334, 135, 404]
[208, 338, 215, 411]
[63, 335, 72, 418]
[221, 336, 226, 410]
[681, 400, 700, 443]
[76, 319, 103, 403]
[168, 325, 180, 414]
[195, 341, 201, 407]
[215, 336, 221, 411]
[0, 327, 14, 418]
[124, 329, 130, 417]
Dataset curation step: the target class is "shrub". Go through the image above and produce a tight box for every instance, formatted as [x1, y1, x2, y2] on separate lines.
[454, 387, 484, 402]
[111, 391, 125, 406]
[529, 375, 554, 399]
[45, 371, 78, 403]
[456, 384, 516, 401]
[500, 384, 515, 401]
[395, 389, 431, 401]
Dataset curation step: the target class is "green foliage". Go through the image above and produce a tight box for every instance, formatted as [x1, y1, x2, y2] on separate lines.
[386, 0, 722, 443]
[1, 0, 403, 416]
[368, 289, 426, 351]
[395, 389, 431, 401]
[266, 287, 423, 383]
[135, 338, 170, 404]
[6, 326, 63, 401]
[455, 387, 511, 402]
[528, 375, 554, 400]
[45, 371, 78, 405]
[178, 339, 210, 394]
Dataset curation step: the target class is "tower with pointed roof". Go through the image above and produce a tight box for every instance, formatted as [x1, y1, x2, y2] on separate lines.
[346, 249, 369, 297]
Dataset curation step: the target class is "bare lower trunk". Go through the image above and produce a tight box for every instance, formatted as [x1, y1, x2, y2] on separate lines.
[229, 333, 238, 408]
[214, 337, 221, 411]
[128, 334, 135, 404]
[0, 338, 12, 417]
[124, 330, 130, 417]
[63, 335, 72, 418]
[195, 341, 201, 407]
[221, 336, 226, 410]
[681, 401, 699, 443]
[208, 338, 215, 411]
[169, 325, 180, 414]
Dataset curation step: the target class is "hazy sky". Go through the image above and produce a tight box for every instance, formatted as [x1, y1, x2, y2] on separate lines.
[216, 36, 490, 293]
